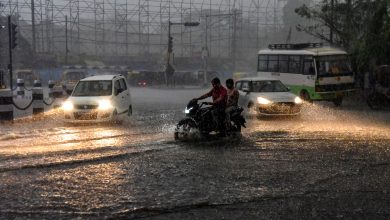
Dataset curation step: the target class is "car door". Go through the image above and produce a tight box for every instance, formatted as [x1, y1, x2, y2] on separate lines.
[119, 78, 131, 112]
[113, 79, 123, 113]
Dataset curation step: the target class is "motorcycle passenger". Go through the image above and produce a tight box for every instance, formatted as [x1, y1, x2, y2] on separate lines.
[225, 78, 239, 129]
[193, 77, 227, 132]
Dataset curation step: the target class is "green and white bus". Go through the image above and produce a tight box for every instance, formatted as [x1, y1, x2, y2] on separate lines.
[257, 43, 355, 106]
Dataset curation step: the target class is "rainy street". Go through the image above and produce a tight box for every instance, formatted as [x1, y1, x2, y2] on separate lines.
[0, 87, 389, 219]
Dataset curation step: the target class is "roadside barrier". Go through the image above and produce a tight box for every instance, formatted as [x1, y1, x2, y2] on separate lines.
[43, 80, 56, 106]
[16, 79, 25, 96]
[32, 80, 44, 115]
[0, 79, 62, 122]
[11, 79, 34, 111]
[0, 89, 13, 121]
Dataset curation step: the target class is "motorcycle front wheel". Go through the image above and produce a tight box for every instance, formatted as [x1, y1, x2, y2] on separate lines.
[174, 118, 197, 140]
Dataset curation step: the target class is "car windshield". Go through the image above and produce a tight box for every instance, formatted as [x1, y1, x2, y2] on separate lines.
[251, 80, 289, 92]
[72, 80, 112, 96]
[316, 55, 352, 76]
[65, 72, 85, 80]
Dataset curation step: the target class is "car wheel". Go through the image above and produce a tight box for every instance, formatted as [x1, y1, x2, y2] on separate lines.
[300, 90, 312, 103]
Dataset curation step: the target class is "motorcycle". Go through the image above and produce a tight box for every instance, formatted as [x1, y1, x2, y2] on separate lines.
[174, 99, 246, 140]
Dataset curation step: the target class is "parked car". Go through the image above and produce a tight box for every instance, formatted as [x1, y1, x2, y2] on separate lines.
[236, 77, 303, 116]
[62, 74, 132, 122]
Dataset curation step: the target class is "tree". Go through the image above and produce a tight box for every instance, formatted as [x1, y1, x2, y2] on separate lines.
[295, 0, 389, 73]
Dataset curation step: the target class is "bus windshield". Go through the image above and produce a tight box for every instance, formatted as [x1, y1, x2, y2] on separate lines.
[251, 80, 289, 92]
[73, 80, 112, 96]
[316, 55, 352, 76]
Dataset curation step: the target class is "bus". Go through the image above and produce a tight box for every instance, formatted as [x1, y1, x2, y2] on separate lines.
[257, 43, 355, 106]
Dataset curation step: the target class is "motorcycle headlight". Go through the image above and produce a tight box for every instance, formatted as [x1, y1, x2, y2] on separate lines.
[185, 107, 193, 114]
[257, 97, 271, 105]
[62, 100, 74, 111]
[294, 96, 303, 104]
[98, 100, 113, 110]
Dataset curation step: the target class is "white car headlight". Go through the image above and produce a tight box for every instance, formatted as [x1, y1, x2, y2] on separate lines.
[185, 107, 193, 114]
[62, 100, 74, 111]
[295, 96, 303, 104]
[98, 100, 113, 110]
[257, 97, 271, 105]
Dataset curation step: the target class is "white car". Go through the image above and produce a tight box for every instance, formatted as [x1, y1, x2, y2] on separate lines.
[236, 77, 303, 116]
[62, 74, 132, 122]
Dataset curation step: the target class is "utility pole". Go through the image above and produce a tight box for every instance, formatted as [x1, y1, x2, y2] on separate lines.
[7, 16, 13, 89]
[65, 15, 68, 64]
[7, 16, 17, 89]
[203, 13, 236, 85]
[165, 21, 199, 86]
[31, 0, 36, 53]
[232, 10, 237, 72]
[330, 0, 334, 44]
[203, 16, 208, 86]
[165, 20, 171, 86]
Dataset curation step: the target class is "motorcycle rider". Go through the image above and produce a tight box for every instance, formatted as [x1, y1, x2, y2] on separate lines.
[193, 77, 227, 132]
[225, 78, 239, 129]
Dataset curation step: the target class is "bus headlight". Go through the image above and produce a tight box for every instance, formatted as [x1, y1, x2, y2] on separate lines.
[294, 97, 303, 104]
[62, 100, 74, 111]
[98, 100, 113, 111]
[257, 97, 271, 105]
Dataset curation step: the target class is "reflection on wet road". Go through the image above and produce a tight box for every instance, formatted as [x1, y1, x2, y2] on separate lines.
[0, 88, 390, 219]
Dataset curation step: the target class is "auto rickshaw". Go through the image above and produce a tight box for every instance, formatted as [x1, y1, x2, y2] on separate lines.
[59, 70, 87, 95]
[367, 65, 390, 109]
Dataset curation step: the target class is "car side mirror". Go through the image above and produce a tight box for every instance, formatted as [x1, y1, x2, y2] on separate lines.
[115, 88, 123, 96]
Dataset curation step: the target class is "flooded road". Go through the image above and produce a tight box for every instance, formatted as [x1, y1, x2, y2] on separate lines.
[0, 88, 390, 219]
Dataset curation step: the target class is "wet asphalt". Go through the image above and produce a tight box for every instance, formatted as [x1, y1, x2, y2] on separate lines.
[0, 88, 389, 219]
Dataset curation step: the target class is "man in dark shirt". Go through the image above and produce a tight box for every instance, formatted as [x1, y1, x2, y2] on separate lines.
[194, 77, 227, 132]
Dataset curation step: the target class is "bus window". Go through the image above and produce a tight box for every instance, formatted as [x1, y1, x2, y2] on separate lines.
[288, 55, 301, 73]
[316, 55, 352, 76]
[279, 55, 288, 73]
[258, 55, 267, 71]
[303, 56, 315, 75]
[268, 55, 278, 72]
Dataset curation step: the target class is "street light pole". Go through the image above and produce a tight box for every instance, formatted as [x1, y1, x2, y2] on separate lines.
[202, 13, 239, 85]
[65, 15, 68, 65]
[203, 16, 208, 86]
[165, 21, 199, 87]
[165, 20, 171, 86]
[7, 16, 13, 89]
